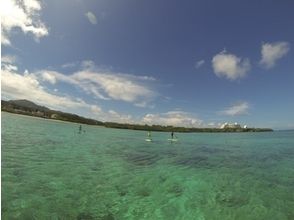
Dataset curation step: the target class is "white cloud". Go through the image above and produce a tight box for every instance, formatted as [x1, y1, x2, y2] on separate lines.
[88, 108, 135, 124]
[1, 61, 106, 117]
[85, 11, 97, 25]
[1, 59, 221, 127]
[23, 0, 41, 11]
[1, 55, 17, 64]
[61, 62, 78, 69]
[1, 54, 159, 123]
[83, 72, 151, 101]
[1, 56, 18, 71]
[1, 63, 135, 123]
[2, 67, 84, 111]
[207, 122, 215, 127]
[1, 63, 18, 72]
[142, 111, 203, 127]
[41, 71, 57, 84]
[220, 102, 249, 116]
[1, 0, 48, 45]
[90, 105, 102, 114]
[37, 64, 157, 106]
[212, 51, 250, 80]
[195, 60, 205, 69]
[106, 110, 134, 123]
[71, 70, 156, 104]
[260, 42, 290, 69]
[134, 101, 149, 108]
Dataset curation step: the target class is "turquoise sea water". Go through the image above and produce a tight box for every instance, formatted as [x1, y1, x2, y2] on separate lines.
[1, 112, 294, 220]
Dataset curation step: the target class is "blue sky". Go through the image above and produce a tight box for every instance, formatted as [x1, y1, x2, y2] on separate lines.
[1, 0, 294, 129]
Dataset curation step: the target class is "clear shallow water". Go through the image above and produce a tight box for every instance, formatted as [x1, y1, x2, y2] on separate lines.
[1, 112, 294, 220]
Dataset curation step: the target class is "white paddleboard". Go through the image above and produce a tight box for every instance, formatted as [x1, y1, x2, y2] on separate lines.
[168, 138, 178, 142]
[145, 138, 152, 142]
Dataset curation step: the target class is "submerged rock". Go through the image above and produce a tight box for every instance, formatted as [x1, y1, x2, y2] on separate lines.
[77, 212, 115, 220]
[125, 151, 159, 166]
[101, 213, 115, 220]
[77, 212, 95, 220]
[12, 169, 25, 177]
[196, 146, 227, 154]
[159, 175, 168, 183]
[136, 187, 152, 197]
[215, 193, 248, 207]
[167, 184, 184, 197]
[175, 155, 209, 168]
[115, 185, 128, 197]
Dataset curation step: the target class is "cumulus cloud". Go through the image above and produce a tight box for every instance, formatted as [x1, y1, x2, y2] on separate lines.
[220, 102, 249, 116]
[89, 109, 135, 124]
[1, 0, 48, 45]
[1, 60, 140, 124]
[74, 71, 155, 103]
[212, 51, 250, 80]
[1, 52, 158, 123]
[2, 66, 86, 111]
[3, 66, 134, 123]
[23, 0, 41, 11]
[142, 111, 203, 127]
[41, 71, 57, 84]
[38, 64, 157, 106]
[85, 11, 97, 25]
[1, 55, 18, 71]
[1, 55, 17, 64]
[260, 42, 290, 69]
[195, 60, 205, 69]
[207, 122, 216, 127]
[105, 110, 135, 123]
[0, 59, 212, 126]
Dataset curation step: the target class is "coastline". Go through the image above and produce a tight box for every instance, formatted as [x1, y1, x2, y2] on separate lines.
[1, 110, 273, 133]
[1, 111, 104, 127]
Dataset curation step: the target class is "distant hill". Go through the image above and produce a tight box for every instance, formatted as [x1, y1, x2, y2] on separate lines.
[1, 99, 273, 132]
[1, 99, 104, 126]
[8, 99, 50, 112]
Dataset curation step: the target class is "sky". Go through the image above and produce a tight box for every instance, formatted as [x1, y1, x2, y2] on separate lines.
[1, 0, 294, 129]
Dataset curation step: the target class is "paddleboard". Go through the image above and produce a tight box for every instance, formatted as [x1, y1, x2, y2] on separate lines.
[145, 138, 152, 142]
[168, 138, 178, 142]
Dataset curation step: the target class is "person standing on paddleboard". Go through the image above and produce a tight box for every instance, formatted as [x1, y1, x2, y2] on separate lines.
[171, 131, 174, 139]
[147, 131, 151, 138]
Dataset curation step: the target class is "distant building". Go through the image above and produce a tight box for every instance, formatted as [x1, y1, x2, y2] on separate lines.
[51, 114, 58, 119]
[34, 111, 45, 117]
[243, 125, 248, 129]
[220, 122, 228, 129]
[220, 122, 241, 129]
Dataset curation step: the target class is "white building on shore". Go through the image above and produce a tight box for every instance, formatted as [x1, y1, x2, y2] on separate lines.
[220, 122, 242, 129]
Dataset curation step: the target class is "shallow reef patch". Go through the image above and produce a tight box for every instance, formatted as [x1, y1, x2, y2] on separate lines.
[174, 155, 210, 168]
[215, 192, 249, 207]
[124, 150, 160, 166]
